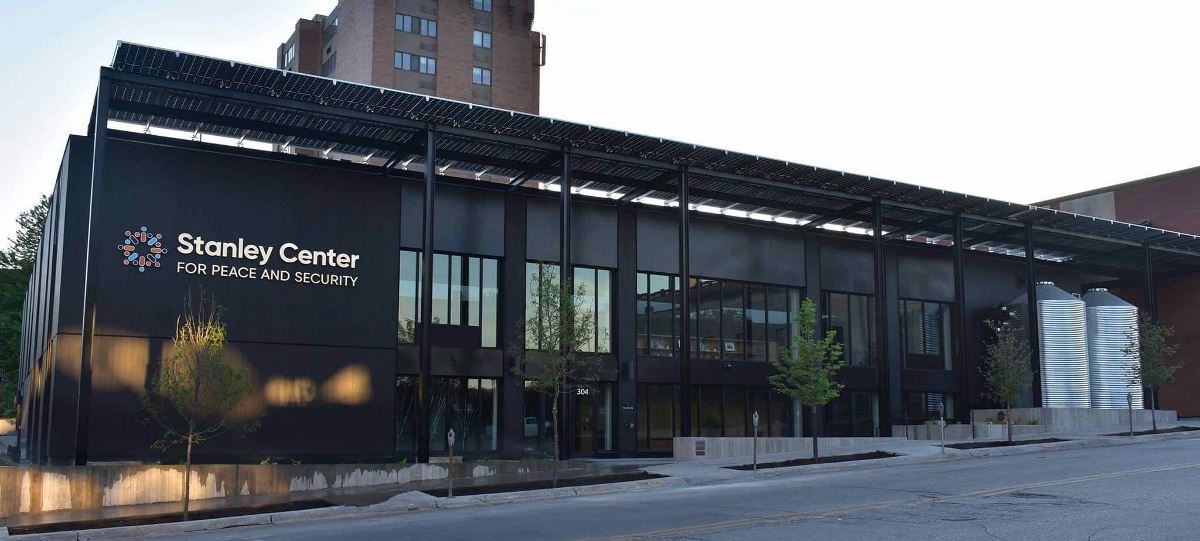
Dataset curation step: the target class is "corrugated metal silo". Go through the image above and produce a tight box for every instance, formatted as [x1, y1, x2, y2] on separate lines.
[1083, 288, 1143, 409]
[1010, 282, 1091, 408]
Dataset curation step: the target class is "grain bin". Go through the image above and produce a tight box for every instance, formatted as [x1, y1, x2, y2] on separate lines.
[1010, 282, 1091, 408]
[1082, 288, 1143, 409]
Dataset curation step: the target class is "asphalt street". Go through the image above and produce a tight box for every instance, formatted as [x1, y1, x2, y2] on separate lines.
[145, 437, 1200, 540]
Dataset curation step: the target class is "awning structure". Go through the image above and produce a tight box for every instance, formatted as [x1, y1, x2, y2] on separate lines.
[100, 42, 1200, 278]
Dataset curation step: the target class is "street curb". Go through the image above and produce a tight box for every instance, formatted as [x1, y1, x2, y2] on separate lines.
[0, 477, 690, 540]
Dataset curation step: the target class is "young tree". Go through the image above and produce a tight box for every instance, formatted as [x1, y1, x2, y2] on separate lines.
[769, 298, 845, 463]
[143, 290, 259, 520]
[982, 320, 1033, 443]
[512, 263, 600, 487]
[1127, 317, 1183, 432]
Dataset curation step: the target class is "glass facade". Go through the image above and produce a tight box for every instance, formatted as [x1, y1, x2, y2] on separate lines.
[689, 385, 795, 438]
[397, 250, 500, 348]
[429, 377, 499, 454]
[901, 299, 953, 370]
[824, 291, 876, 367]
[522, 381, 556, 456]
[637, 274, 798, 362]
[525, 263, 612, 353]
[636, 384, 681, 451]
[905, 391, 958, 423]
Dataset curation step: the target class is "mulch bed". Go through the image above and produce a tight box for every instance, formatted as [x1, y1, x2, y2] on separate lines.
[945, 438, 1069, 450]
[1105, 425, 1200, 437]
[421, 471, 666, 497]
[724, 451, 898, 471]
[7, 500, 331, 535]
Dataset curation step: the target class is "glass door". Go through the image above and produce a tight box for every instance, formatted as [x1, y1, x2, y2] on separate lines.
[574, 383, 614, 454]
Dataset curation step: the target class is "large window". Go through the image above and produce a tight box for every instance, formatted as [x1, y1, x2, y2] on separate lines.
[689, 278, 800, 363]
[524, 263, 611, 353]
[397, 250, 500, 348]
[690, 385, 795, 438]
[635, 272, 680, 357]
[522, 381, 556, 456]
[473, 0, 493, 12]
[905, 392, 957, 423]
[429, 377, 498, 454]
[824, 292, 875, 367]
[901, 299, 952, 370]
[394, 51, 412, 70]
[636, 384, 680, 451]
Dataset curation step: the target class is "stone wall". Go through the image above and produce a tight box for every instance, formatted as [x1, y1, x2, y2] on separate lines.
[0, 459, 607, 521]
[970, 408, 1177, 433]
[672, 437, 903, 461]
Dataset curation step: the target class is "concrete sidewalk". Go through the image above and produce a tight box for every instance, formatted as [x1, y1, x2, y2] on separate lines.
[7, 424, 1199, 541]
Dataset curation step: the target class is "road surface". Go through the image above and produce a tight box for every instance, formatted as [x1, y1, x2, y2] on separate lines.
[146, 437, 1200, 540]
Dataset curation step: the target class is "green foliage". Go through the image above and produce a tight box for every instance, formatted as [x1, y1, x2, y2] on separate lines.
[0, 195, 49, 272]
[0, 195, 50, 417]
[769, 298, 845, 408]
[1127, 317, 1182, 392]
[142, 290, 260, 453]
[511, 263, 602, 482]
[981, 320, 1033, 408]
[513, 263, 602, 396]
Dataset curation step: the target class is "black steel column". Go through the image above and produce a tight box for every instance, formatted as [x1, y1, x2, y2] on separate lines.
[1144, 244, 1157, 323]
[1024, 222, 1041, 407]
[952, 213, 970, 418]
[416, 128, 436, 463]
[871, 198, 893, 435]
[678, 166, 692, 437]
[558, 147, 573, 460]
[74, 75, 111, 465]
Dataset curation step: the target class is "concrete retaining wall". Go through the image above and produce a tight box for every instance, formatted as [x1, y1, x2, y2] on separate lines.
[672, 436, 903, 461]
[892, 424, 1050, 441]
[970, 408, 1177, 433]
[0, 459, 607, 522]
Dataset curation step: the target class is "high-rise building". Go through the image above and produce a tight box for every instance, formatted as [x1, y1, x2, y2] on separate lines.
[278, 0, 545, 114]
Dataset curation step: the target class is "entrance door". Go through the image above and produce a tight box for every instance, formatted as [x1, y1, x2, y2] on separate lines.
[574, 383, 613, 454]
[851, 392, 880, 437]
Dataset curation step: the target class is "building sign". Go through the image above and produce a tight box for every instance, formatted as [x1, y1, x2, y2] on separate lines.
[167, 231, 362, 288]
[117, 226, 169, 272]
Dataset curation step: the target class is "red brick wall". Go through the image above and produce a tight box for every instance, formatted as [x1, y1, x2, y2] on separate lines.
[1112, 169, 1200, 234]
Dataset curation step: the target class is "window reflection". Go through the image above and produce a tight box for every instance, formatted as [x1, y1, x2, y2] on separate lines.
[525, 262, 611, 353]
[901, 299, 953, 370]
[824, 291, 876, 367]
[397, 250, 500, 347]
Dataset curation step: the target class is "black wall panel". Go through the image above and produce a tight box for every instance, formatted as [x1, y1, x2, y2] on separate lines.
[895, 245, 955, 302]
[432, 184, 505, 257]
[97, 140, 401, 349]
[820, 237, 875, 294]
[689, 218, 805, 286]
[526, 198, 618, 268]
[635, 210, 677, 274]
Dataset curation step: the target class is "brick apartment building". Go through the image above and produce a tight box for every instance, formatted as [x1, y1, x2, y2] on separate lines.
[1041, 166, 1200, 416]
[278, 0, 545, 114]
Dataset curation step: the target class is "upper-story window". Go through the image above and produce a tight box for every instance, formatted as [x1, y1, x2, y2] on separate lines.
[691, 278, 799, 363]
[473, 0, 493, 12]
[419, 56, 436, 75]
[636, 272, 680, 357]
[472, 67, 492, 86]
[524, 263, 611, 353]
[397, 250, 500, 348]
[901, 299, 952, 370]
[394, 51, 412, 70]
[284, 42, 296, 66]
[824, 291, 875, 367]
[420, 19, 437, 37]
[396, 14, 413, 32]
[473, 30, 492, 49]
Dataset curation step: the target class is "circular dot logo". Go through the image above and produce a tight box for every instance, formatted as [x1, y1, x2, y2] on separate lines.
[117, 226, 168, 273]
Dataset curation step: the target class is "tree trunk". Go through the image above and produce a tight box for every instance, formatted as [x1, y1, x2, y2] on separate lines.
[1006, 403, 1012, 444]
[183, 433, 193, 521]
[551, 388, 560, 488]
[1151, 389, 1158, 432]
[810, 407, 819, 463]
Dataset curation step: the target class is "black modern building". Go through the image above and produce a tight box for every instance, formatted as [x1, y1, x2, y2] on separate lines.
[17, 43, 1200, 465]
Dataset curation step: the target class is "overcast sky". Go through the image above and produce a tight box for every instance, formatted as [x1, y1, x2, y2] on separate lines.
[2, 1, 1199, 242]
